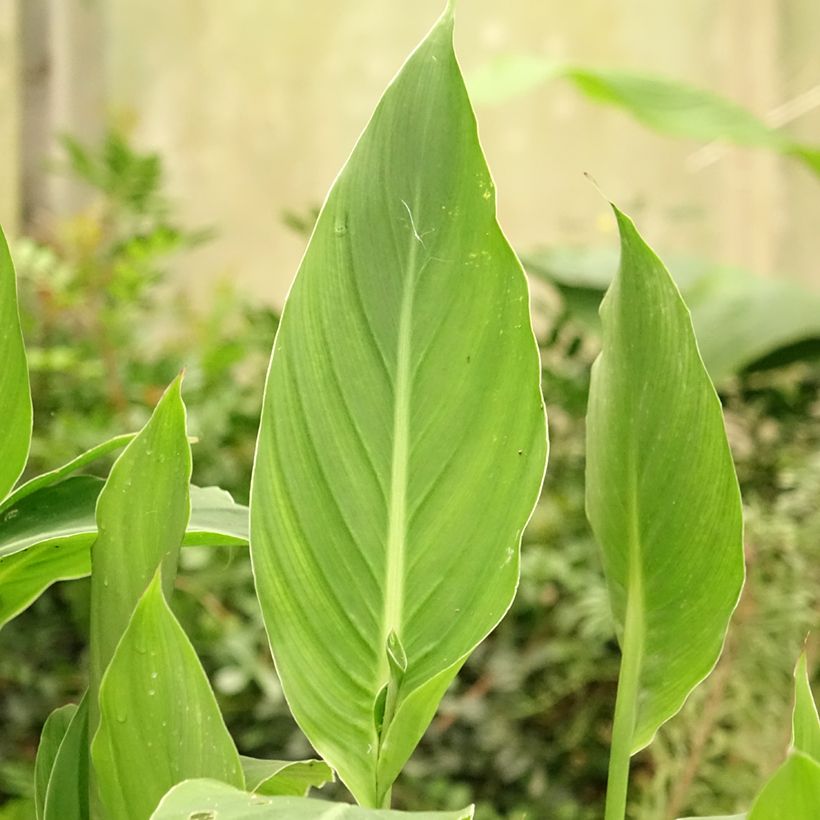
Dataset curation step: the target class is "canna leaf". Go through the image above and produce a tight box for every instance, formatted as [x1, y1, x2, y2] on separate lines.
[747, 752, 820, 820]
[586, 208, 744, 816]
[42, 694, 89, 820]
[524, 247, 820, 383]
[0, 482, 248, 630]
[468, 57, 820, 177]
[152, 779, 474, 819]
[792, 651, 820, 761]
[34, 703, 77, 820]
[239, 756, 333, 797]
[0, 225, 33, 501]
[91, 572, 244, 819]
[249, 5, 546, 807]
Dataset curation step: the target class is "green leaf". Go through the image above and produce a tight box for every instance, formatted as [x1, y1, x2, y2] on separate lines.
[239, 757, 333, 797]
[42, 694, 89, 820]
[0, 481, 248, 629]
[792, 651, 820, 761]
[249, 7, 546, 807]
[524, 247, 820, 383]
[34, 703, 77, 820]
[468, 57, 820, 177]
[91, 572, 244, 819]
[88, 375, 191, 743]
[0, 434, 136, 515]
[152, 780, 474, 819]
[0, 225, 33, 501]
[747, 752, 820, 820]
[586, 207, 744, 818]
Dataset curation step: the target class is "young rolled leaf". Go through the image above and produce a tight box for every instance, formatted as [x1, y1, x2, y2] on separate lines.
[250, 5, 547, 807]
[42, 694, 89, 820]
[88, 375, 192, 732]
[792, 651, 820, 761]
[747, 752, 820, 820]
[586, 207, 744, 818]
[152, 780, 474, 820]
[91, 571, 244, 819]
[34, 703, 78, 820]
[0, 226, 32, 501]
[239, 756, 333, 797]
[0, 482, 248, 630]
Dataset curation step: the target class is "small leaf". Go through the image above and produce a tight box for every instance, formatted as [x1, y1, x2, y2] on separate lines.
[250, 6, 546, 806]
[34, 703, 77, 820]
[152, 779, 474, 819]
[586, 208, 744, 815]
[91, 572, 244, 819]
[0, 225, 33, 501]
[747, 752, 820, 820]
[792, 651, 820, 761]
[0, 482, 248, 629]
[42, 694, 89, 820]
[239, 756, 333, 797]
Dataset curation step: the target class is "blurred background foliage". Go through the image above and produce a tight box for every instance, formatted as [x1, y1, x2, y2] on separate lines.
[0, 129, 817, 820]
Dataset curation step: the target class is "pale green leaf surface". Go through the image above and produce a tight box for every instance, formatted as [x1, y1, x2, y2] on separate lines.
[0, 226, 33, 501]
[792, 651, 820, 761]
[747, 752, 820, 820]
[467, 57, 820, 176]
[91, 573, 244, 819]
[88, 376, 191, 735]
[34, 703, 77, 820]
[42, 693, 89, 820]
[0, 481, 248, 629]
[240, 756, 333, 797]
[152, 780, 473, 819]
[249, 7, 546, 807]
[585, 208, 744, 752]
[524, 247, 820, 383]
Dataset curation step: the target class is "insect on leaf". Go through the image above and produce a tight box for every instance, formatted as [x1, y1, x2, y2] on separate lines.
[250, 5, 547, 807]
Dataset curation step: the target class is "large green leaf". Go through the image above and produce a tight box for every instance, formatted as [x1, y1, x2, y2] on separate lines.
[747, 752, 820, 820]
[42, 694, 89, 820]
[152, 780, 473, 819]
[0, 480, 248, 629]
[239, 756, 333, 797]
[792, 651, 820, 762]
[250, 6, 546, 808]
[468, 57, 820, 177]
[585, 208, 743, 817]
[34, 703, 77, 820]
[524, 246, 820, 383]
[0, 226, 33, 500]
[91, 572, 244, 819]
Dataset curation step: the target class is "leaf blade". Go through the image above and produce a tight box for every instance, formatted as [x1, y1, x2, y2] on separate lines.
[792, 651, 820, 762]
[250, 8, 546, 806]
[34, 703, 78, 820]
[239, 756, 333, 797]
[0, 226, 33, 501]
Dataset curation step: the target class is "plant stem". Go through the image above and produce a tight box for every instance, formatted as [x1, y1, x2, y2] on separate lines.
[604, 568, 644, 820]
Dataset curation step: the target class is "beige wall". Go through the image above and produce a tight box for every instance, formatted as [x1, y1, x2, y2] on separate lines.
[10, 0, 820, 304]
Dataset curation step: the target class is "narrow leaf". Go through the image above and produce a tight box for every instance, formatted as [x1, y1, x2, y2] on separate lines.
[42, 694, 89, 820]
[91, 572, 244, 819]
[586, 208, 743, 815]
[747, 752, 820, 820]
[152, 780, 474, 819]
[88, 376, 191, 735]
[792, 651, 820, 761]
[0, 482, 248, 629]
[240, 756, 333, 797]
[250, 7, 546, 806]
[468, 57, 820, 177]
[34, 704, 77, 820]
[0, 433, 136, 515]
[0, 225, 33, 500]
